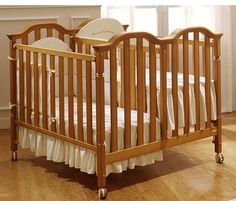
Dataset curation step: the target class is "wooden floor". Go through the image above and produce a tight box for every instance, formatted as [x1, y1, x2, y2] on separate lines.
[1, 113, 236, 201]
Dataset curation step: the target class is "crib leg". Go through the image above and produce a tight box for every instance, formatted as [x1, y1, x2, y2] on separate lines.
[10, 108, 18, 161]
[214, 116, 223, 164]
[97, 144, 107, 199]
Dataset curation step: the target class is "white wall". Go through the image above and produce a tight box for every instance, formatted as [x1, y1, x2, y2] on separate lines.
[0, 6, 100, 129]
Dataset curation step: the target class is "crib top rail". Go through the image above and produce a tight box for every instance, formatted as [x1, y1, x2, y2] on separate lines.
[15, 43, 95, 61]
[7, 23, 82, 43]
[93, 26, 223, 52]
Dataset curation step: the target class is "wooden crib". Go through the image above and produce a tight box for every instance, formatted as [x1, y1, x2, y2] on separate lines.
[8, 21, 223, 199]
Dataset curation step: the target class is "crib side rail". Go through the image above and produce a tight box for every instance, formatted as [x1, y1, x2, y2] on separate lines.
[14, 43, 97, 151]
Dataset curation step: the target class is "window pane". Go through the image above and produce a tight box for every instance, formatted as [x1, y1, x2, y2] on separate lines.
[133, 8, 157, 35]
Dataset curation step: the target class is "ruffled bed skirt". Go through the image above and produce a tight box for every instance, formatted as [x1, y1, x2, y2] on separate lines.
[18, 126, 163, 176]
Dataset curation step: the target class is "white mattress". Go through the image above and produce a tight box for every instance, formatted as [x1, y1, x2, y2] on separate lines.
[18, 97, 163, 176]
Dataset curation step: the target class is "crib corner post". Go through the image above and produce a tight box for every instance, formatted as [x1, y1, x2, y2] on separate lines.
[213, 35, 223, 163]
[8, 35, 18, 161]
[95, 50, 107, 199]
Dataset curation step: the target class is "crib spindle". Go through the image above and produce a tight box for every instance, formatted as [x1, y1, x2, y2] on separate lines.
[124, 39, 131, 148]
[41, 53, 48, 129]
[110, 48, 118, 152]
[34, 29, 41, 41]
[50, 55, 56, 132]
[149, 42, 157, 142]
[160, 45, 168, 139]
[47, 28, 53, 37]
[59, 32, 64, 42]
[85, 44, 93, 144]
[33, 52, 39, 126]
[26, 51, 31, 124]
[68, 58, 75, 138]
[59, 56, 65, 135]
[130, 47, 136, 109]
[194, 32, 200, 131]
[171, 41, 179, 137]
[77, 57, 84, 141]
[137, 38, 144, 145]
[19, 50, 25, 122]
[183, 34, 190, 134]
[205, 36, 211, 129]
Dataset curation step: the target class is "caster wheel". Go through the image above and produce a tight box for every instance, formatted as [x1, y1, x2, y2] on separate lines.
[215, 153, 224, 164]
[12, 151, 17, 161]
[98, 188, 107, 200]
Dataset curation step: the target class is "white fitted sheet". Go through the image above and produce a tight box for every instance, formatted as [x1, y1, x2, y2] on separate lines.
[18, 97, 163, 176]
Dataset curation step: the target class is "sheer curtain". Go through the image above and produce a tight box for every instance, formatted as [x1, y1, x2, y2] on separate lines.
[102, 5, 234, 112]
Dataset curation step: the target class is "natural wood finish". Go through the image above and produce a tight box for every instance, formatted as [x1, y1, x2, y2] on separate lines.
[183, 33, 190, 134]
[33, 52, 39, 126]
[76, 56, 84, 141]
[213, 38, 222, 153]
[16, 121, 97, 151]
[59, 56, 65, 135]
[160, 45, 168, 139]
[47, 27, 53, 37]
[59, 32, 64, 41]
[120, 47, 124, 107]
[34, 28, 41, 41]
[19, 50, 25, 122]
[85, 44, 93, 144]
[9, 38, 18, 152]
[123, 39, 131, 148]
[130, 48, 136, 109]
[137, 38, 144, 145]
[50, 55, 56, 132]
[110, 48, 118, 152]
[205, 37, 211, 129]
[26, 51, 32, 124]
[149, 42, 157, 142]
[194, 32, 201, 131]
[171, 41, 179, 136]
[15, 44, 94, 61]
[68, 58, 75, 139]
[95, 51, 106, 188]
[41, 54, 48, 129]
[106, 128, 216, 164]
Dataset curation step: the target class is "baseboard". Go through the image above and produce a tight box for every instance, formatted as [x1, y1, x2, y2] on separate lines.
[0, 117, 10, 129]
[0, 107, 10, 129]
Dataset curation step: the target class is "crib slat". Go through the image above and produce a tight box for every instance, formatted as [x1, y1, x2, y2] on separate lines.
[205, 37, 211, 128]
[50, 55, 56, 132]
[59, 32, 64, 41]
[26, 51, 31, 124]
[130, 48, 136, 109]
[33, 52, 39, 126]
[171, 41, 179, 137]
[194, 32, 200, 131]
[86, 44, 93, 144]
[47, 28, 53, 37]
[68, 58, 75, 138]
[41, 53, 48, 129]
[160, 45, 168, 139]
[183, 33, 190, 134]
[22, 36, 28, 45]
[34, 29, 41, 41]
[59, 56, 65, 135]
[110, 48, 118, 152]
[77, 57, 84, 141]
[149, 42, 157, 142]
[19, 50, 25, 122]
[137, 38, 144, 145]
[120, 47, 124, 107]
[124, 39, 131, 148]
